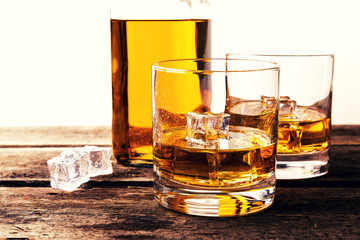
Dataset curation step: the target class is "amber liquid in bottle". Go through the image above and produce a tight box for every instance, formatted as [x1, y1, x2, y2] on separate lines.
[111, 19, 211, 165]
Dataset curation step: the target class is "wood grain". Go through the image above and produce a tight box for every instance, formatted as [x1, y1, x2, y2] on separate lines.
[0, 126, 111, 147]
[0, 145, 359, 186]
[0, 187, 358, 239]
[0, 125, 358, 239]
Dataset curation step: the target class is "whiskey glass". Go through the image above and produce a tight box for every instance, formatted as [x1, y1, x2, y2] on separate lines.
[110, 0, 211, 166]
[227, 53, 334, 179]
[152, 58, 279, 217]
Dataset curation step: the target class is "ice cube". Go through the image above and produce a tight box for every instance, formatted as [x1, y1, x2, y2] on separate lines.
[278, 123, 303, 153]
[261, 95, 276, 108]
[280, 96, 291, 101]
[47, 150, 90, 192]
[185, 112, 230, 148]
[279, 96, 297, 117]
[47, 146, 113, 192]
[78, 146, 113, 177]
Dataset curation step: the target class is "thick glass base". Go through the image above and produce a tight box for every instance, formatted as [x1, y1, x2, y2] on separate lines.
[276, 147, 330, 179]
[154, 174, 275, 217]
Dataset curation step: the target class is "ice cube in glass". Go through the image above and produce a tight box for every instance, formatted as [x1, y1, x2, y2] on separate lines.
[279, 96, 297, 117]
[185, 112, 230, 148]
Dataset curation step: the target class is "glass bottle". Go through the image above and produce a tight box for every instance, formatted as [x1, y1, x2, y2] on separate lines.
[110, 0, 212, 166]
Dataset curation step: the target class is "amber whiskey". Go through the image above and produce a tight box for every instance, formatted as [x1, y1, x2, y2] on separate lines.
[277, 106, 330, 154]
[111, 19, 211, 165]
[153, 126, 276, 187]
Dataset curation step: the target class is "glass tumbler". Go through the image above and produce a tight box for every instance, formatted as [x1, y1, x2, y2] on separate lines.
[152, 58, 279, 217]
[227, 53, 334, 179]
[110, 0, 211, 166]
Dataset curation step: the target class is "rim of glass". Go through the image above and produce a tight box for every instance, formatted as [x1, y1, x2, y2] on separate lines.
[152, 58, 279, 73]
[226, 52, 334, 58]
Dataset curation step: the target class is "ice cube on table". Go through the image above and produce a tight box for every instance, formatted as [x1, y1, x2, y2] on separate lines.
[185, 112, 230, 148]
[47, 150, 90, 192]
[279, 96, 297, 117]
[78, 146, 113, 177]
[47, 146, 113, 192]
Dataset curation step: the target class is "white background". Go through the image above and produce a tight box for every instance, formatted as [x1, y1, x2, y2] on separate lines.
[0, 0, 359, 126]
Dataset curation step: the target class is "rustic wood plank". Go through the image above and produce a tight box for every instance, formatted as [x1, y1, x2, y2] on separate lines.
[0, 126, 358, 239]
[0, 126, 111, 146]
[0, 125, 359, 147]
[332, 136, 360, 145]
[0, 148, 153, 182]
[332, 125, 360, 145]
[0, 145, 359, 186]
[332, 125, 360, 136]
[0, 187, 358, 239]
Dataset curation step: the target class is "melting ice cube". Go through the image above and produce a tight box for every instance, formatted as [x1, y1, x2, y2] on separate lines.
[261, 95, 276, 109]
[185, 112, 230, 148]
[48, 150, 90, 192]
[279, 96, 297, 117]
[47, 146, 113, 191]
[78, 146, 113, 177]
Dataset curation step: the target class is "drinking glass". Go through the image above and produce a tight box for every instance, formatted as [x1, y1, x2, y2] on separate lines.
[152, 58, 279, 217]
[110, 0, 211, 166]
[227, 53, 334, 179]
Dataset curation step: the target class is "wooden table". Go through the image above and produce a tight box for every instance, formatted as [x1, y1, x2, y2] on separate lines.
[0, 126, 359, 239]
